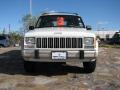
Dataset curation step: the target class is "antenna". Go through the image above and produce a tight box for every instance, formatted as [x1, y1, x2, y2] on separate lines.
[3, 28, 6, 35]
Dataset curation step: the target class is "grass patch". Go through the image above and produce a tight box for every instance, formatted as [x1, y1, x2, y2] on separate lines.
[99, 44, 120, 48]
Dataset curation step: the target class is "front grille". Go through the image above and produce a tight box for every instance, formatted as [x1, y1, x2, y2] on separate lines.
[37, 37, 82, 48]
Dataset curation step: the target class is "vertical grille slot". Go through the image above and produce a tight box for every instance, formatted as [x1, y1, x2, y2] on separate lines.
[78, 38, 82, 48]
[54, 38, 59, 48]
[42, 38, 47, 48]
[66, 38, 71, 48]
[72, 38, 77, 48]
[60, 38, 65, 48]
[48, 38, 53, 48]
[37, 38, 41, 48]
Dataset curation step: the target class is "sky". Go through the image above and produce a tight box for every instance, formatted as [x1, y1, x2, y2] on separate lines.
[0, 0, 120, 33]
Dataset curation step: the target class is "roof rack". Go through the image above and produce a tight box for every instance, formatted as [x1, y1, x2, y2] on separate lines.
[41, 12, 79, 16]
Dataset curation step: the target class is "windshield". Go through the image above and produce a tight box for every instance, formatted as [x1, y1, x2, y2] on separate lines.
[36, 15, 85, 28]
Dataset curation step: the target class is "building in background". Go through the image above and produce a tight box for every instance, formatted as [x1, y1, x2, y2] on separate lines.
[92, 30, 117, 39]
[92, 30, 120, 44]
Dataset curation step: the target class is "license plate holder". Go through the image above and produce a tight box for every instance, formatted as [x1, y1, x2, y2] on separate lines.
[52, 51, 67, 60]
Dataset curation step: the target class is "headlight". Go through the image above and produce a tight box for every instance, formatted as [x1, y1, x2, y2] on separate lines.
[25, 37, 35, 44]
[84, 37, 94, 46]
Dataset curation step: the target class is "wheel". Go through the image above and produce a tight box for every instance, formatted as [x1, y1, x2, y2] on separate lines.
[83, 60, 96, 73]
[24, 61, 35, 73]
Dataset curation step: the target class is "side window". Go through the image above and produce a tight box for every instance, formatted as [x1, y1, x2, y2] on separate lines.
[0, 36, 6, 40]
[78, 18, 84, 27]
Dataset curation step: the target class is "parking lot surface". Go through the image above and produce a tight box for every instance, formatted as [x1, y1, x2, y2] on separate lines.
[0, 47, 120, 90]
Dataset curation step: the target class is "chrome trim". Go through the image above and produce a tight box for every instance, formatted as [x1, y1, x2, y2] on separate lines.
[41, 12, 79, 16]
[22, 50, 97, 62]
[36, 37, 83, 49]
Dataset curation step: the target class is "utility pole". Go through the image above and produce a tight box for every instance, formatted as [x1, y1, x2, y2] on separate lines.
[3, 28, 6, 35]
[9, 24, 11, 34]
[30, 0, 32, 15]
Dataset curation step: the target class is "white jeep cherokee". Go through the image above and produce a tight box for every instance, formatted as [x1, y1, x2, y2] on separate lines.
[21, 12, 98, 73]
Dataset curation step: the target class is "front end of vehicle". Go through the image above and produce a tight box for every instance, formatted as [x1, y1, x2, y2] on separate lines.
[21, 12, 98, 73]
[23, 36, 97, 62]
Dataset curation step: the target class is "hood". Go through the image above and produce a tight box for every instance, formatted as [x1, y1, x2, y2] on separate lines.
[25, 27, 95, 37]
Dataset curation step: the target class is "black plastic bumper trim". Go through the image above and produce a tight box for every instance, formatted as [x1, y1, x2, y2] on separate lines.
[79, 50, 84, 59]
[34, 50, 39, 59]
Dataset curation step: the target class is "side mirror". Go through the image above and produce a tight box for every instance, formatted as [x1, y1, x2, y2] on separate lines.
[86, 25, 92, 30]
[29, 26, 34, 30]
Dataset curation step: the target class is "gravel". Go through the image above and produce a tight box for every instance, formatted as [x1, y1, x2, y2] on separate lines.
[0, 47, 120, 90]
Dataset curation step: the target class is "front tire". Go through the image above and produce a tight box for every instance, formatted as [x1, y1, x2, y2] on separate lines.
[83, 60, 96, 73]
[24, 61, 35, 73]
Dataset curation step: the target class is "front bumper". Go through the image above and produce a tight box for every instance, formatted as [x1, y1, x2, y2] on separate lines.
[22, 49, 97, 62]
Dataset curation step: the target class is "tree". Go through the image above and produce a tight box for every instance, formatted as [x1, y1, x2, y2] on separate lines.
[22, 14, 37, 31]
[9, 32, 22, 46]
[96, 35, 100, 39]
